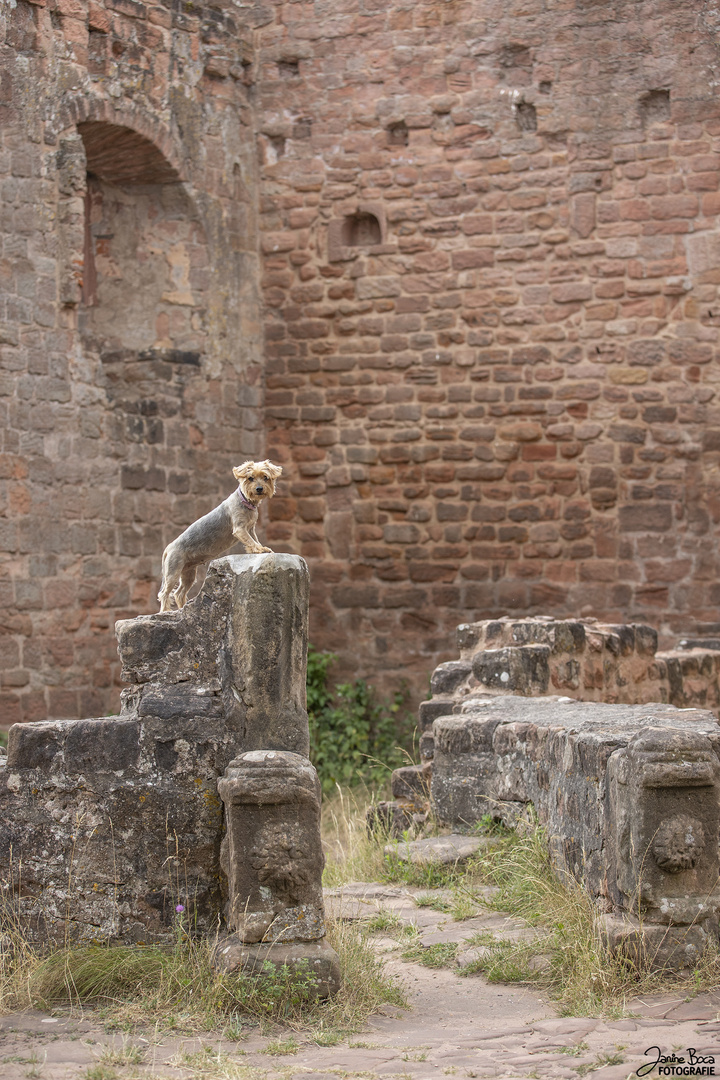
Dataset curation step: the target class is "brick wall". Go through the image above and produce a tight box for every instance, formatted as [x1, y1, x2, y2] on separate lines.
[6, 0, 720, 721]
[253, 0, 720, 698]
[0, 0, 263, 722]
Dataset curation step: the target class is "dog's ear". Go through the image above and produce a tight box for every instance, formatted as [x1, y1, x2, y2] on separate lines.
[265, 461, 283, 480]
[232, 462, 253, 481]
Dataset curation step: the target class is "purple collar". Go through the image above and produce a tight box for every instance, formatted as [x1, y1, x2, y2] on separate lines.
[237, 486, 257, 511]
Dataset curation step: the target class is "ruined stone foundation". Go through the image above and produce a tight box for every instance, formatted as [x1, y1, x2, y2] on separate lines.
[0, 554, 337, 995]
[387, 617, 720, 970]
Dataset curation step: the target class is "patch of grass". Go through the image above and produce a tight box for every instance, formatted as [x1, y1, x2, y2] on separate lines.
[465, 930, 499, 947]
[469, 819, 720, 1015]
[263, 1035, 299, 1055]
[459, 938, 542, 984]
[448, 890, 480, 921]
[224, 1020, 247, 1042]
[99, 1040, 146, 1066]
[557, 1042, 589, 1057]
[576, 1050, 625, 1075]
[168, 1049, 263, 1080]
[0, 913, 406, 1033]
[84, 1067, 119, 1080]
[412, 893, 449, 911]
[366, 910, 402, 934]
[381, 853, 466, 890]
[402, 1049, 429, 1061]
[310, 1028, 343, 1046]
[21, 1052, 45, 1080]
[400, 934, 458, 969]
[322, 785, 396, 887]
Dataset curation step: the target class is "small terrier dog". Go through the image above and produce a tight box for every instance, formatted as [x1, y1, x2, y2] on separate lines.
[158, 460, 283, 612]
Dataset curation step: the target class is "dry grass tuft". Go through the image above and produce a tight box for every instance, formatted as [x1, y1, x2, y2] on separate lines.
[321, 783, 396, 887]
[0, 904, 405, 1033]
[323, 791, 720, 1016]
[467, 821, 720, 1016]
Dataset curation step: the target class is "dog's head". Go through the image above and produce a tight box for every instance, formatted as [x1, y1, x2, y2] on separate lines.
[232, 460, 283, 504]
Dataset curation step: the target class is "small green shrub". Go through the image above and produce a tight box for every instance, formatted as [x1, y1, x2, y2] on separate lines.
[307, 646, 412, 794]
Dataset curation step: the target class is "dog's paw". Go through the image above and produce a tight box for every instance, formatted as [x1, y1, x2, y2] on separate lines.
[257, 546, 273, 554]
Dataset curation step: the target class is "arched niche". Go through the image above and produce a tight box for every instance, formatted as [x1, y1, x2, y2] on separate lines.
[77, 121, 208, 364]
[327, 203, 388, 262]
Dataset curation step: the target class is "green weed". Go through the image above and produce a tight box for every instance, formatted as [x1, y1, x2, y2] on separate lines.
[168, 1048, 263, 1079]
[321, 785, 396, 887]
[84, 1067, 119, 1080]
[468, 820, 720, 1015]
[381, 852, 465, 890]
[400, 936, 458, 969]
[413, 893, 449, 911]
[366, 911, 402, 934]
[263, 1035, 299, 1055]
[557, 1042, 589, 1057]
[307, 646, 413, 794]
[310, 1028, 343, 1046]
[99, 1041, 146, 1066]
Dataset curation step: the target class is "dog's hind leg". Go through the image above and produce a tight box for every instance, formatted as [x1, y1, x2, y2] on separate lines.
[158, 574, 180, 612]
[158, 545, 184, 612]
[173, 564, 197, 609]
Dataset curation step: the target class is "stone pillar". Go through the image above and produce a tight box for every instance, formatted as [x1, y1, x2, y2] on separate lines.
[605, 727, 720, 967]
[223, 554, 310, 755]
[115, 552, 310, 760]
[213, 750, 340, 997]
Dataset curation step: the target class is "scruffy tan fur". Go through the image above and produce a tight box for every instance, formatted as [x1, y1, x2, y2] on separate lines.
[158, 460, 283, 612]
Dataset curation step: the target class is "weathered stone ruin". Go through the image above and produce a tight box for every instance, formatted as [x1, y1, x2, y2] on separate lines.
[385, 617, 720, 968]
[0, 554, 338, 992]
[435, 698, 720, 968]
[414, 616, 720, 766]
[213, 750, 340, 994]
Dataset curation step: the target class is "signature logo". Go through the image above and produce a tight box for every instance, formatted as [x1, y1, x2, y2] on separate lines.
[637, 1047, 716, 1076]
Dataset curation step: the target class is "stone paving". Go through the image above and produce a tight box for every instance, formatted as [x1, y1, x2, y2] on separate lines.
[2, 883, 720, 1080]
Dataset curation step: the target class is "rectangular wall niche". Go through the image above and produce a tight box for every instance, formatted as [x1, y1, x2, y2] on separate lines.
[327, 204, 387, 262]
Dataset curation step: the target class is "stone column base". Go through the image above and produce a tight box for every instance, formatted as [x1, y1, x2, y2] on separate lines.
[212, 936, 341, 998]
[599, 913, 718, 971]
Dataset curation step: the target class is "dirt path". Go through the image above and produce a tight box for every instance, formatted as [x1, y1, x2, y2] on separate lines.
[3, 884, 720, 1080]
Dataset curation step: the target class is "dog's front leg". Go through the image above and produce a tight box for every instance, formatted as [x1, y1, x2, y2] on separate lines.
[250, 524, 273, 554]
[233, 526, 272, 554]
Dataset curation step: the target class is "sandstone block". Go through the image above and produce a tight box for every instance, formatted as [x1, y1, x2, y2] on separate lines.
[391, 763, 432, 801]
[218, 750, 325, 944]
[472, 645, 550, 694]
[117, 554, 310, 756]
[600, 912, 717, 971]
[384, 834, 489, 865]
[608, 727, 720, 924]
[212, 939, 341, 998]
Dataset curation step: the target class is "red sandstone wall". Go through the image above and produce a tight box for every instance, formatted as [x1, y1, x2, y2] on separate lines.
[253, 0, 720, 698]
[0, 0, 263, 722]
[6, 0, 720, 721]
